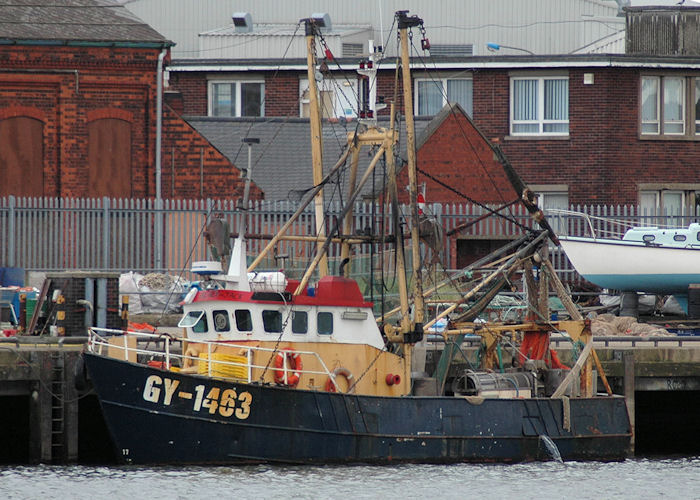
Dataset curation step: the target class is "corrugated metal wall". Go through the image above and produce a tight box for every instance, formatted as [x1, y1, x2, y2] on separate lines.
[627, 8, 700, 55]
[125, 0, 623, 57]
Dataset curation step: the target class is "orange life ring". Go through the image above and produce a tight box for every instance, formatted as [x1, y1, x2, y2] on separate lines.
[325, 367, 355, 394]
[274, 349, 302, 387]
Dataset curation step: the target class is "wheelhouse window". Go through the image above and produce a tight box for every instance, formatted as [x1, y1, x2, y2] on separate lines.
[209, 80, 264, 117]
[292, 311, 308, 334]
[235, 309, 253, 332]
[510, 76, 569, 136]
[178, 310, 208, 333]
[317, 312, 333, 335]
[415, 77, 472, 116]
[262, 310, 282, 333]
[640, 75, 700, 138]
[212, 310, 230, 332]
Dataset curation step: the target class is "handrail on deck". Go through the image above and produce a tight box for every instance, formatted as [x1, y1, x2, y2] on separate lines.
[546, 209, 598, 239]
[87, 327, 341, 389]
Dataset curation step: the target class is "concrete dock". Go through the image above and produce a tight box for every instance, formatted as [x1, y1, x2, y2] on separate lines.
[0, 334, 698, 463]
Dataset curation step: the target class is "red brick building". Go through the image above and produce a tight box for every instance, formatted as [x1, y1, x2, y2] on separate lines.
[0, 1, 262, 202]
[169, 53, 700, 216]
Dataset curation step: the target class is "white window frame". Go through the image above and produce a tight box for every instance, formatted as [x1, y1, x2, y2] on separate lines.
[695, 78, 700, 134]
[641, 76, 660, 134]
[531, 185, 569, 236]
[639, 187, 699, 216]
[639, 75, 700, 138]
[663, 77, 685, 135]
[299, 77, 357, 119]
[510, 76, 569, 136]
[208, 80, 265, 117]
[414, 77, 473, 116]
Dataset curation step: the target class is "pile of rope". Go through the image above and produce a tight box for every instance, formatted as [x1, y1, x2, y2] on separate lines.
[590, 313, 671, 337]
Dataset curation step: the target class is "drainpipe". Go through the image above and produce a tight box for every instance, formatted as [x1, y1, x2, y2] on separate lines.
[155, 48, 167, 201]
[155, 48, 167, 271]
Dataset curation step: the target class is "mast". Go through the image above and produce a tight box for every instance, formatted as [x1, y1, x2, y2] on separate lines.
[304, 18, 329, 278]
[385, 103, 412, 335]
[397, 11, 425, 338]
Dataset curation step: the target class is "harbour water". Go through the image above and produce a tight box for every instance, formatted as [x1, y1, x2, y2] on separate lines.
[1, 458, 698, 499]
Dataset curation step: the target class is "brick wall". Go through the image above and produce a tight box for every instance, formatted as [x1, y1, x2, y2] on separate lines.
[416, 112, 519, 205]
[167, 64, 700, 206]
[0, 44, 260, 201]
[168, 72, 207, 115]
[0, 45, 159, 198]
[161, 104, 263, 200]
[170, 70, 404, 119]
[475, 67, 700, 206]
[265, 74, 302, 117]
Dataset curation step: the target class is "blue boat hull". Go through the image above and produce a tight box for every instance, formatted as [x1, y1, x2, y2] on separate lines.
[84, 353, 631, 464]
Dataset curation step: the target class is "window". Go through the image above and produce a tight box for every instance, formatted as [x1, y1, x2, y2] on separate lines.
[262, 310, 282, 333]
[640, 189, 698, 215]
[639, 185, 700, 225]
[299, 78, 357, 119]
[292, 311, 307, 334]
[317, 312, 333, 335]
[695, 79, 700, 134]
[510, 76, 568, 135]
[640, 75, 700, 137]
[415, 77, 472, 116]
[209, 80, 264, 117]
[531, 186, 569, 235]
[178, 310, 208, 333]
[212, 310, 230, 332]
[235, 309, 253, 332]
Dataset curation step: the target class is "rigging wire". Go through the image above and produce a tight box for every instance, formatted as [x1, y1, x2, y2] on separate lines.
[408, 36, 519, 228]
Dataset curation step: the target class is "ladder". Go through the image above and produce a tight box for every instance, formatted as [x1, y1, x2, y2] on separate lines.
[49, 351, 65, 463]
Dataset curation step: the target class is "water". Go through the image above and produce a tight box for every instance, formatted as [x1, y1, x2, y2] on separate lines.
[1, 458, 698, 500]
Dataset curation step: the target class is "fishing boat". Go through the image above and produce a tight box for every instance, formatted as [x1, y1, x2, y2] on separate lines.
[82, 12, 631, 465]
[558, 212, 700, 300]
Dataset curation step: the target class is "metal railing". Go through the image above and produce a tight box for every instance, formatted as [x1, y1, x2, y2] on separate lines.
[87, 327, 341, 388]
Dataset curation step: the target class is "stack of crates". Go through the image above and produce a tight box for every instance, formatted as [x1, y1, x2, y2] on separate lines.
[198, 352, 248, 380]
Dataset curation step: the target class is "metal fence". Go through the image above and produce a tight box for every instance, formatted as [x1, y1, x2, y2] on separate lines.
[1, 196, 696, 288]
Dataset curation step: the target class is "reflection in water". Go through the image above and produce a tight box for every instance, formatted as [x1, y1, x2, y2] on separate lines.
[1, 458, 699, 500]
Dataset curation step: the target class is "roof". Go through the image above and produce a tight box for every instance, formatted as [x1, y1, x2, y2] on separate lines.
[0, 0, 172, 46]
[184, 116, 432, 202]
[201, 23, 371, 37]
[170, 53, 700, 73]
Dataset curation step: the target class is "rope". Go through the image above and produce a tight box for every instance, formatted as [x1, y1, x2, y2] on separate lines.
[347, 344, 388, 393]
[258, 294, 294, 383]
